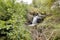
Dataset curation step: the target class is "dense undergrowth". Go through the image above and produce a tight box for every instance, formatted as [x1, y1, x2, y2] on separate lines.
[0, 0, 32, 40]
[0, 0, 60, 40]
[30, 0, 60, 40]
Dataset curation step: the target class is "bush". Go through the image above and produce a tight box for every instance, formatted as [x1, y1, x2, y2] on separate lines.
[0, 0, 32, 40]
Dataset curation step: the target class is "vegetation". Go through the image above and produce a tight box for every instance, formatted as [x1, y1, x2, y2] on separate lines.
[0, 0, 60, 40]
[0, 0, 32, 40]
[31, 0, 60, 40]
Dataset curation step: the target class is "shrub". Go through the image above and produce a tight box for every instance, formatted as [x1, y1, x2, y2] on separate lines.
[0, 0, 32, 40]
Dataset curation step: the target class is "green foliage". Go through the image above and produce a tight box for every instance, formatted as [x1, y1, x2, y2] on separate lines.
[0, 0, 32, 40]
[0, 0, 60, 40]
[0, 0, 15, 21]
